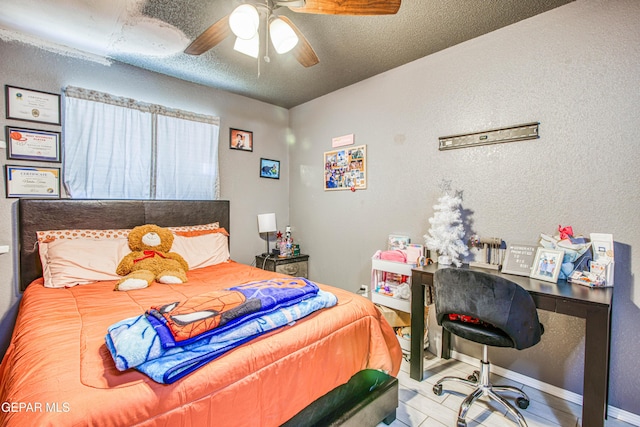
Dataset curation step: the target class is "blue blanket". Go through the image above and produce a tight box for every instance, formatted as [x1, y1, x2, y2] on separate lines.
[146, 277, 319, 348]
[105, 290, 337, 384]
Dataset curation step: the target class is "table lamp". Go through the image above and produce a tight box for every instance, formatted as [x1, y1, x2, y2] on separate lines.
[258, 213, 277, 255]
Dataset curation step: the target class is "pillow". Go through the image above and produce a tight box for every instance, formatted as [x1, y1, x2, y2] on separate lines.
[169, 222, 220, 235]
[172, 231, 230, 269]
[36, 222, 220, 243]
[37, 228, 129, 243]
[37, 223, 227, 287]
[39, 238, 130, 288]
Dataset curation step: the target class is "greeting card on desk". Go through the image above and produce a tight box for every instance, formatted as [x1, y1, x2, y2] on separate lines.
[590, 233, 614, 260]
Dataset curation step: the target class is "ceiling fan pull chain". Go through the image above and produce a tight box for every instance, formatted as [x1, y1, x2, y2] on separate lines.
[264, 1, 271, 64]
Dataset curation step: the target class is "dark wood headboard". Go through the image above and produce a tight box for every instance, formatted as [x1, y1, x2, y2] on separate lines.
[18, 199, 230, 291]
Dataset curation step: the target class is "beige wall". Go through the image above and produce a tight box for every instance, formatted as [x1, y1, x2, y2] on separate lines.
[0, 41, 290, 358]
[289, 0, 640, 416]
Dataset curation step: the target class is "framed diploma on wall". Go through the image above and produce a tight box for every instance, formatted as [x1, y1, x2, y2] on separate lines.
[5, 85, 61, 125]
[6, 126, 61, 162]
[5, 165, 61, 198]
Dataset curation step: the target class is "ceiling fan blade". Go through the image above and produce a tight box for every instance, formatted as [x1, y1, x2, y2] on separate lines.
[278, 16, 319, 67]
[289, 0, 401, 15]
[184, 14, 231, 55]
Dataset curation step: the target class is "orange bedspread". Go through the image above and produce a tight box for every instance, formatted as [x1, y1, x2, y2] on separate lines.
[0, 261, 401, 427]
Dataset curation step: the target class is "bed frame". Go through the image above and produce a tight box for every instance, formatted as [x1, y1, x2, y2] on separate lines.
[18, 199, 230, 292]
[16, 198, 398, 426]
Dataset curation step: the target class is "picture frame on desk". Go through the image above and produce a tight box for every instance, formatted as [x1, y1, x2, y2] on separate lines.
[530, 248, 564, 283]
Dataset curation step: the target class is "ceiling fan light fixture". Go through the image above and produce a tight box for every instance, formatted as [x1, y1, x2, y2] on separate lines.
[269, 17, 299, 54]
[233, 34, 260, 58]
[229, 4, 260, 40]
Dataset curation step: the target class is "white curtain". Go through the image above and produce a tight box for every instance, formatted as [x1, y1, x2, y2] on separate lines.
[64, 96, 153, 198]
[156, 115, 219, 199]
[63, 86, 220, 200]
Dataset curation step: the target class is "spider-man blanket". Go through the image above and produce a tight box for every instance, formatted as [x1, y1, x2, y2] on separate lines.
[105, 290, 337, 384]
[146, 277, 319, 348]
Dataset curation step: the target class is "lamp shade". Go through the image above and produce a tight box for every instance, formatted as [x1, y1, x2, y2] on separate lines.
[233, 34, 259, 58]
[269, 18, 298, 54]
[258, 213, 277, 233]
[229, 4, 260, 40]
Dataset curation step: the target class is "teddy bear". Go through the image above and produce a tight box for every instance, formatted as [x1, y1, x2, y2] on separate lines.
[115, 224, 189, 291]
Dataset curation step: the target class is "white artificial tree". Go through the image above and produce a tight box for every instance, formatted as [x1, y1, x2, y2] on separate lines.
[424, 183, 469, 266]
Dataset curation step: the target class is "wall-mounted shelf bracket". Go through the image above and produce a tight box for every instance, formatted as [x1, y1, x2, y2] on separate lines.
[438, 122, 539, 151]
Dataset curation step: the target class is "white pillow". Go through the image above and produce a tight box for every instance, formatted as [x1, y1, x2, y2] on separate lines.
[38, 228, 230, 288]
[172, 232, 230, 269]
[39, 238, 130, 288]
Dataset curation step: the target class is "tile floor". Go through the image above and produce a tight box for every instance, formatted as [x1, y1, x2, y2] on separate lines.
[381, 352, 635, 427]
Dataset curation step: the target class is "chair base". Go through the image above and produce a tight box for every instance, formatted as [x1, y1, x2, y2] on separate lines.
[432, 348, 530, 427]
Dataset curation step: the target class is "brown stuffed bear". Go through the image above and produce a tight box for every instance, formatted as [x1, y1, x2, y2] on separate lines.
[115, 224, 189, 291]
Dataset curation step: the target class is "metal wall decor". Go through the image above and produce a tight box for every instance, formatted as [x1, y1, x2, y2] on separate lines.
[438, 122, 539, 151]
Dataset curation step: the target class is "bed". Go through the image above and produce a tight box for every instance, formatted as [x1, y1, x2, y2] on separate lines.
[0, 199, 402, 427]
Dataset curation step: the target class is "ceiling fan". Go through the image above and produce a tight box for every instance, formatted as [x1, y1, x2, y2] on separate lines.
[184, 0, 401, 68]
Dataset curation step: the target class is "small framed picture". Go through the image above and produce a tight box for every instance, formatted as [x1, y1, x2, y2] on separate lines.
[5, 85, 61, 125]
[230, 128, 253, 152]
[6, 126, 61, 162]
[5, 165, 61, 198]
[259, 158, 280, 179]
[530, 248, 565, 283]
[501, 243, 537, 276]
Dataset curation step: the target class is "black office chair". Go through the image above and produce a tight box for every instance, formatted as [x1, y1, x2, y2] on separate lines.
[432, 268, 544, 427]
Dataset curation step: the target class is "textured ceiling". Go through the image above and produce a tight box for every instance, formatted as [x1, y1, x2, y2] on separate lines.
[0, 0, 573, 109]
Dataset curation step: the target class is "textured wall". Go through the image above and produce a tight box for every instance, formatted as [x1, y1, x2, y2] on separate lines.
[0, 41, 290, 358]
[289, 0, 640, 415]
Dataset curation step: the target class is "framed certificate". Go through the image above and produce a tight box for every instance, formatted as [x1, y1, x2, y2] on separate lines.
[6, 126, 61, 162]
[5, 165, 61, 198]
[5, 85, 61, 125]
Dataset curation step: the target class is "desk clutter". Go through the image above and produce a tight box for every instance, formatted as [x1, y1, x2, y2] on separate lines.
[528, 227, 614, 287]
[272, 227, 300, 258]
[371, 235, 430, 357]
[566, 232, 614, 288]
[477, 226, 614, 287]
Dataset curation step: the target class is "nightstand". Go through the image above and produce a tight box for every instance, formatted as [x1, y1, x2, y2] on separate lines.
[255, 254, 309, 278]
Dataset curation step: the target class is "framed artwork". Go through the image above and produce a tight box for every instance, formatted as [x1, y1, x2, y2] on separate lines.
[501, 243, 537, 276]
[5, 165, 61, 198]
[324, 144, 367, 191]
[229, 128, 253, 152]
[6, 126, 61, 162]
[259, 158, 280, 179]
[5, 85, 61, 125]
[530, 248, 565, 283]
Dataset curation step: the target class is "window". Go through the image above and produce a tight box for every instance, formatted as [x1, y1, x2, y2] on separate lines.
[63, 86, 220, 199]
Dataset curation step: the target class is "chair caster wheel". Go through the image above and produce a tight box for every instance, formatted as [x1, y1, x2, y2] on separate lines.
[457, 418, 467, 427]
[433, 384, 443, 396]
[516, 397, 530, 409]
